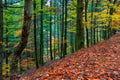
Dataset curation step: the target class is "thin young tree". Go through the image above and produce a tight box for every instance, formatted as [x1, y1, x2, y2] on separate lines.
[57, 1, 61, 58]
[53, 14, 56, 60]
[85, 0, 89, 47]
[34, 0, 39, 68]
[90, 0, 94, 45]
[0, 0, 3, 79]
[61, 0, 65, 57]
[5, 19, 9, 77]
[50, 0, 53, 60]
[5, 0, 9, 68]
[95, 0, 99, 43]
[53, 1, 57, 60]
[40, 0, 44, 66]
[63, 0, 68, 57]
[108, 0, 117, 38]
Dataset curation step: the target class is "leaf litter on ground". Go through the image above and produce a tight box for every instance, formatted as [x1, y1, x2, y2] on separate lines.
[21, 33, 120, 80]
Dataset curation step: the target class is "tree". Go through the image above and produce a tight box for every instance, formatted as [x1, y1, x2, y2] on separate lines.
[50, 0, 53, 60]
[95, 0, 99, 42]
[4, 1, 9, 77]
[0, 0, 3, 79]
[75, 0, 84, 51]
[40, 0, 44, 66]
[10, 0, 32, 79]
[90, 0, 94, 45]
[61, 0, 65, 58]
[34, 0, 39, 68]
[108, 0, 118, 38]
[85, 0, 89, 47]
[63, 0, 68, 57]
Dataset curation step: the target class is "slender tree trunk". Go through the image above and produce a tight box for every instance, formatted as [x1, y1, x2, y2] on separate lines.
[108, 0, 117, 37]
[5, 3, 9, 77]
[5, 1, 8, 77]
[60, 0, 65, 58]
[10, 0, 32, 79]
[95, 0, 99, 42]
[91, 0, 94, 46]
[93, 19, 96, 44]
[4, 1, 9, 76]
[63, 0, 68, 57]
[50, 0, 53, 60]
[85, 0, 89, 47]
[75, 0, 84, 51]
[94, 0, 98, 44]
[47, 30, 49, 61]
[57, 4, 61, 58]
[50, 15, 53, 60]
[59, 0, 62, 58]
[108, 0, 113, 38]
[0, 0, 3, 79]
[53, 10, 56, 60]
[40, 0, 44, 66]
[93, 0, 96, 45]
[105, 3, 109, 40]
[5, 20, 9, 77]
[34, 0, 39, 68]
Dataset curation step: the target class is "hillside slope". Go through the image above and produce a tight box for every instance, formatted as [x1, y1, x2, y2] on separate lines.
[22, 33, 120, 80]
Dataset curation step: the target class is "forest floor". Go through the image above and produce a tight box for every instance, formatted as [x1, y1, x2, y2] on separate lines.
[21, 33, 120, 80]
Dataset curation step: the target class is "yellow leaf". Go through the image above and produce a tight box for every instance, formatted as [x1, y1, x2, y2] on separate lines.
[15, 29, 22, 36]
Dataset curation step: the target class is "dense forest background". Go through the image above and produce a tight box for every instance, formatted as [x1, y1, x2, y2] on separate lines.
[0, 0, 120, 79]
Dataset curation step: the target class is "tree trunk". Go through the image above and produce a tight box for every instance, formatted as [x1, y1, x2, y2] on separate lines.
[34, 0, 39, 68]
[10, 0, 32, 79]
[40, 0, 44, 66]
[85, 0, 89, 47]
[50, 0, 53, 60]
[5, 19, 9, 77]
[61, 0, 65, 58]
[0, 0, 3, 79]
[63, 0, 68, 57]
[75, 0, 84, 51]
[91, 0, 94, 46]
[108, 0, 117, 38]
[95, 0, 99, 42]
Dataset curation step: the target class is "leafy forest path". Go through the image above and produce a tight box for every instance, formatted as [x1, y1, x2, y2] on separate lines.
[22, 33, 120, 80]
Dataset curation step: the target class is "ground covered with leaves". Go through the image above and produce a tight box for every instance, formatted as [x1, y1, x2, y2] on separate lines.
[22, 33, 120, 80]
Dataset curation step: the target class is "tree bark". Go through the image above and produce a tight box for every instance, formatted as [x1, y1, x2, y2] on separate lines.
[0, 0, 3, 79]
[91, 0, 94, 46]
[108, 0, 117, 38]
[40, 0, 44, 66]
[63, 0, 68, 57]
[10, 0, 32, 79]
[34, 0, 39, 69]
[75, 0, 84, 51]
[50, 0, 53, 60]
[61, 0, 65, 58]
[85, 0, 89, 47]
